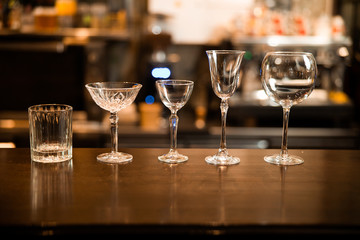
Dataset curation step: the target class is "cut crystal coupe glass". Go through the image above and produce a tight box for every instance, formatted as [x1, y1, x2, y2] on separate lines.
[86, 82, 142, 164]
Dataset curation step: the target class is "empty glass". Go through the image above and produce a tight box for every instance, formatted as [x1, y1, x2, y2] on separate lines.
[205, 50, 245, 165]
[156, 80, 194, 163]
[261, 51, 317, 165]
[86, 82, 142, 164]
[28, 104, 73, 163]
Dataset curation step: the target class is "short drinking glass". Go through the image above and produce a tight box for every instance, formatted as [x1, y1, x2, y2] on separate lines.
[28, 104, 73, 163]
[261, 51, 317, 165]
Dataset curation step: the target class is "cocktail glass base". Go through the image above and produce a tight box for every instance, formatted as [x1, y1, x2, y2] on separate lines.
[264, 154, 304, 166]
[158, 150, 188, 164]
[205, 153, 240, 166]
[97, 152, 133, 164]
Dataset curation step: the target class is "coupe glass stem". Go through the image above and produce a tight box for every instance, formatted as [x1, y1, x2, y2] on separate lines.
[169, 110, 179, 153]
[110, 112, 118, 154]
[219, 99, 229, 154]
[280, 107, 290, 159]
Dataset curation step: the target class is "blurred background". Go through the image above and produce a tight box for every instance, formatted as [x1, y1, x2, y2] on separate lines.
[0, 0, 359, 150]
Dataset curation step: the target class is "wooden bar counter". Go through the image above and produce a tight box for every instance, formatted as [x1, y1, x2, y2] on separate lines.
[1, 148, 360, 236]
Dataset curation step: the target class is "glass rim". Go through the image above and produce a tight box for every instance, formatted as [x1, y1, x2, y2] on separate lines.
[28, 104, 73, 112]
[155, 79, 194, 85]
[265, 51, 314, 56]
[206, 50, 246, 54]
[85, 81, 142, 90]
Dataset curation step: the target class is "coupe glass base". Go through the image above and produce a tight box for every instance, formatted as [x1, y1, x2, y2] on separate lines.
[96, 152, 133, 164]
[158, 150, 188, 164]
[264, 154, 304, 166]
[205, 154, 240, 166]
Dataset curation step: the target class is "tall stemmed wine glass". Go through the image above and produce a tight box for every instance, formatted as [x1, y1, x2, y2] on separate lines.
[156, 80, 194, 163]
[261, 52, 317, 165]
[205, 50, 245, 165]
[86, 82, 142, 164]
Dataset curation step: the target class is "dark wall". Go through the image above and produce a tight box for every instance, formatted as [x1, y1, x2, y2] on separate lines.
[0, 45, 85, 111]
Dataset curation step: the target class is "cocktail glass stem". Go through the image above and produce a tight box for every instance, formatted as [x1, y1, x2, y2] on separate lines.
[109, 112, 118, 154]
[169, 110, 179, 154]
[219, 99, 229, 154]
[280, 107, 290, 159]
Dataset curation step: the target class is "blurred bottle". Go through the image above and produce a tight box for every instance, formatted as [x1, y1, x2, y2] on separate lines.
[56, 0, 77, 28]
[2, 0, 22, 30]
[0, 1, 3, 29]
[107, 0, 127, 30]
[139, 102, 162, 131]
[74, 2, 91, 28]
[332, 15, 345, 38]
[108, 9, 126, 30]
[90, 2, 108, 28]
[33, 6, 57, 32]
[315, 14, 332, 37]
[21, 3, 34, 31]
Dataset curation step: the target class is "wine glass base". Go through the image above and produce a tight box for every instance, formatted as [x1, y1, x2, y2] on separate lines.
[97, 152, 133, 164]
[205, 154, 240, 166]
[264, 154, 304, 166]
[158, 151, 188, 164]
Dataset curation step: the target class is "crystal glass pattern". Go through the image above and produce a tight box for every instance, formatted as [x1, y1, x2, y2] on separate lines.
[86, 82, 142, 164]
[28, 104, 73, 163]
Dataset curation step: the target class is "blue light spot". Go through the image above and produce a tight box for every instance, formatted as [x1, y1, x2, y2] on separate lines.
[151, 67, 171, 79]
[145, 95, 155, 104]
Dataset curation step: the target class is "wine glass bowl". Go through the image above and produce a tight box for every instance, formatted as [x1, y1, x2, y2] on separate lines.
[261, 51, 317, 165]
[156, 80, 194, 164]
[262, 52, 316, 108]
[86, 82, 142, 164]
[205, 50, 245, 165]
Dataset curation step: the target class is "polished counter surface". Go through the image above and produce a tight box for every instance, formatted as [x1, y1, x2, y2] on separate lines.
[0, 148, 360, 236]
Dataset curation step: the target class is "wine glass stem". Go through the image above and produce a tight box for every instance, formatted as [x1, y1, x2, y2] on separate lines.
[281, 107, 290, 159]
[219, 99, 229, 153]
[169, 111, 179, 153]
[110, 112, 119, 154]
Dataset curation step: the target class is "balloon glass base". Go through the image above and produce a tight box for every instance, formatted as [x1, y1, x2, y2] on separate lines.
[205, 152, 240, 166]
[158, 150, 188, 164]
[97, 152, 133, 164]
[264, 154, 304, 166]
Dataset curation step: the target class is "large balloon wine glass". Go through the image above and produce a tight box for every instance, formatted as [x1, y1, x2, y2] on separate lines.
[261, 51, 317, 165]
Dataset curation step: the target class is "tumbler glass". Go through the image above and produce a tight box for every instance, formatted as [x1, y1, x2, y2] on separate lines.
[28, 104, 73, 163]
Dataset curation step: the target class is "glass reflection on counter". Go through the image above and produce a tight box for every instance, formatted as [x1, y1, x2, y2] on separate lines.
[162, 162, 178, 221]
[31, 160, 73, 220]
[217, 165, 228, 223]
[279, 165, 287, 222]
